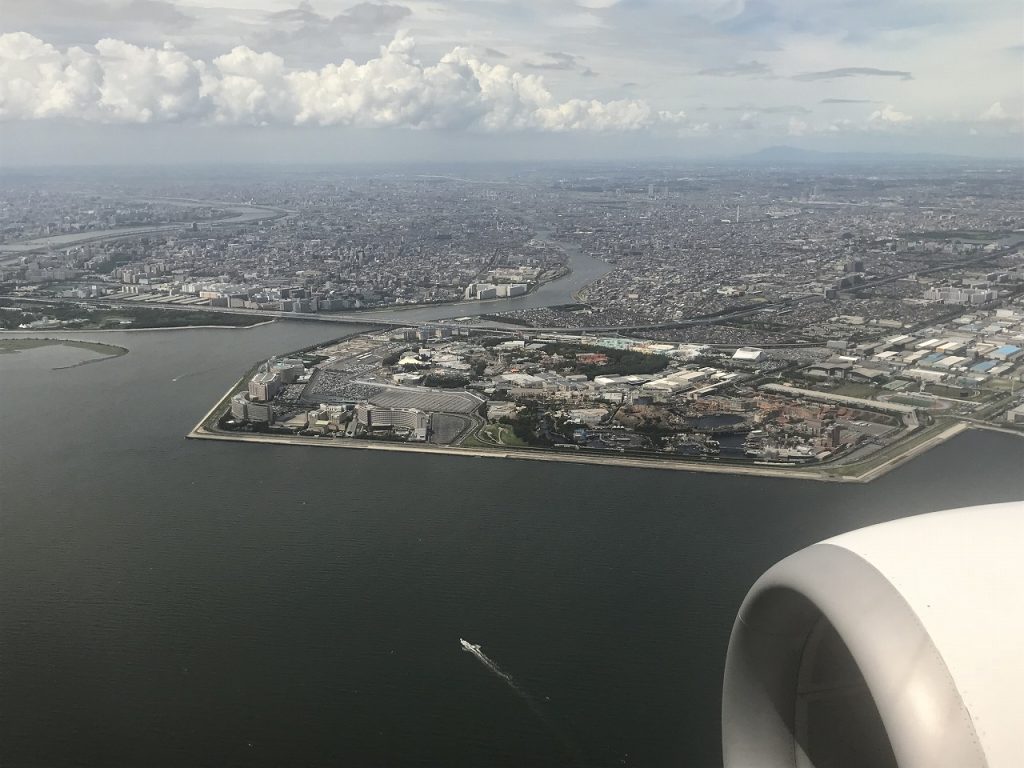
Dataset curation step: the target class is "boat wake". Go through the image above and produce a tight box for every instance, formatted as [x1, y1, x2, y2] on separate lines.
[460, 638, 522, 694]
[172, 365, 218, 382]
[460, 638, 585, 766]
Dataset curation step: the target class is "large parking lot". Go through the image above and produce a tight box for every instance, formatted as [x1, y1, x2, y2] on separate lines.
[290, 332, 484, 417]
[300, 370, 482, 415]
[366, 385, 482, 414]
[301, 370, 383, 404]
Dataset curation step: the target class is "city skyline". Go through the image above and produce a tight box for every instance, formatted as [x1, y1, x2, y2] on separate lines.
[2, 0, 1022, 164]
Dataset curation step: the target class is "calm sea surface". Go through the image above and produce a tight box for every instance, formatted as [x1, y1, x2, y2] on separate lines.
[2, 322, 1022, 768]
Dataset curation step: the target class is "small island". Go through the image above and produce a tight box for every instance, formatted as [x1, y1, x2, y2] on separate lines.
[188, 309, 1024, 482]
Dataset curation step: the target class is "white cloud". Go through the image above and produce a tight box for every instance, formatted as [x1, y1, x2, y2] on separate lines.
[0, 31, 670, 133]
[0, 32, 207, 122]
[979, 101, 1006, 121]
[656, 109, 689, 125]
[533, 97, 652, 131]
[0, 32, 91, 120]
[868, 104, 912, 125]
[94, 38, 208, 122]
[688, 122, 715, 134]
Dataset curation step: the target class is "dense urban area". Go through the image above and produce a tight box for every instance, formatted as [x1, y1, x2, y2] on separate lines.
[3, 161, 1023, 477]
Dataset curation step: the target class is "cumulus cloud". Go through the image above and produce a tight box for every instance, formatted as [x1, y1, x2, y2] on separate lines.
[868, 104, 913, 125]
[0, 32, 669, 132]
[794, 67, 912, 81]
[656, 109, 688, 125]
[828, 118, 854, 133]
[979, 101, 1007, 121]
[973, 102, 1022, 133]
[0, 32, 207, 122]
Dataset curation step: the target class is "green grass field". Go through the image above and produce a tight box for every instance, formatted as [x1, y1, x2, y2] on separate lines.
[464, 423, 528, 448]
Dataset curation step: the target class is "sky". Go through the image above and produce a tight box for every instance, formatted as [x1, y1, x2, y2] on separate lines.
[1, 0, 1022, 164]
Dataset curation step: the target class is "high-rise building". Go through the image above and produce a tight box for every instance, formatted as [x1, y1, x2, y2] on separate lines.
[829, 424, 842, 448]
[355, 404, 429, 440]
[248, 371, 282, 402]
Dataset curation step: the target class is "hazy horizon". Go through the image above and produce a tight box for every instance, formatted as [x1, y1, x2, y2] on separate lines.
[3, 125, 1023, 170]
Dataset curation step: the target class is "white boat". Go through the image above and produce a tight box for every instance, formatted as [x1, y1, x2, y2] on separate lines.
[460, 638, 481, 653]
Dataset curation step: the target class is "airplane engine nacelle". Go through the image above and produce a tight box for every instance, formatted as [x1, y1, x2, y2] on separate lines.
[722, 501, 1023, 768]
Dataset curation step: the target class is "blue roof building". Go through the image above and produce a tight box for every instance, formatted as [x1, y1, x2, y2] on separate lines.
[991, 345, 1022, 361]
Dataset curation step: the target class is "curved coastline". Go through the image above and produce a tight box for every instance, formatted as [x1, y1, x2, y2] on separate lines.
[0, 337, 129, 368]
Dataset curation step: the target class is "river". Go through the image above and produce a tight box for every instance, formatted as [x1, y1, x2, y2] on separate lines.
[350, 230, 613, 325]
[2, 211, 612, 327]
[0, 200, 286, 258]
[1, 321, 1021, 768]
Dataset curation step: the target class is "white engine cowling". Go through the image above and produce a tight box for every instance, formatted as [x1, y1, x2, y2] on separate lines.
[722, 500, 1023, 768]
